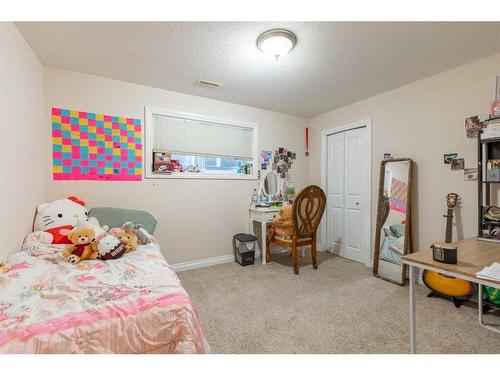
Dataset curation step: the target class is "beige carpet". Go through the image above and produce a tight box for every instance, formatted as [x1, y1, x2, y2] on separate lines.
[177, 252, 500, 353]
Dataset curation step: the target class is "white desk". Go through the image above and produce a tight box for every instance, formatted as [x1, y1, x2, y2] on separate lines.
[248, 206, 280, 265]
[402, 237, 500, 354]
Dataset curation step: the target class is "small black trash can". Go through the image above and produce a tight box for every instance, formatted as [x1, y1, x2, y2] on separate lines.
[233, 233, 257, 266]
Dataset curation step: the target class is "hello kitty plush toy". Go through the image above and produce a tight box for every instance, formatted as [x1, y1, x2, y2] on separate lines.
[33, 196, 89, 244]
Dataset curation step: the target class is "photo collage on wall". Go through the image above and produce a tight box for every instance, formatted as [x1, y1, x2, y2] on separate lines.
[444, 152, 477, 181]
[260, 147, 296, 178]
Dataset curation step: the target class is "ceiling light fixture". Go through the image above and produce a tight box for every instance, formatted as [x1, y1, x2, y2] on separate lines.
[257, 29, 297, 62]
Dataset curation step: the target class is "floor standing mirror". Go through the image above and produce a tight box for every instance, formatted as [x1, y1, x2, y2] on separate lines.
[373, 158, 413, 285]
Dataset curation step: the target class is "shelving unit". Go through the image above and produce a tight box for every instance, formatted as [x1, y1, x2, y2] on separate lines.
[477, 125, 500, 311]
[477, 122, 500, 242]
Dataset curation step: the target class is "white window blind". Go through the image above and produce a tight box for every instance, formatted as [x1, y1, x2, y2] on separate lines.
[153, 114, 253, 160]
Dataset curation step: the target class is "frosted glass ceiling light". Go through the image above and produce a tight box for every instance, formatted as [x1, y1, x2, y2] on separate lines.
[257, 29, 297, 62]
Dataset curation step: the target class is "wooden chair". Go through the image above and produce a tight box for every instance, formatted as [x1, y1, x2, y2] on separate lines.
[266, 185, 326, 274]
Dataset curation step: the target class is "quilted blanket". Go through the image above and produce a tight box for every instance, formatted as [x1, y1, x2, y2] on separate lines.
[0, 233, 210, 354]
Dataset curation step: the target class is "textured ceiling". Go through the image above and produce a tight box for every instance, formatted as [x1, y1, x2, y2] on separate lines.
[16, 22, 500, 118]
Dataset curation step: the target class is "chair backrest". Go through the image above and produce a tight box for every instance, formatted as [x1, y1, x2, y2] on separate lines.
[292, 185, 326, 239]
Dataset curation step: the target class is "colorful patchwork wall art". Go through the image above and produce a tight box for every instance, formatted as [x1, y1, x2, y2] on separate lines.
[389, 178, 408, 214]
[51, 108, 142, 181]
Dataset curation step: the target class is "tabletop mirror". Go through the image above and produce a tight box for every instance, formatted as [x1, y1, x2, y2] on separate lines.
[262, 170, 279, 200]
[373, 158, 413, 285]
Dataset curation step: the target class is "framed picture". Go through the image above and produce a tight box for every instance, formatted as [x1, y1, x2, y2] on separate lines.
[464, 116, 484, 138]
[444, 153, 458, 164]
[451, 158, 464, 170]
[464, 168, 478, 181]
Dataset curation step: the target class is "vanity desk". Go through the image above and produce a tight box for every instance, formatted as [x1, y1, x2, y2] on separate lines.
[248, 168, 295, 264]
[248, 205, 281, 265]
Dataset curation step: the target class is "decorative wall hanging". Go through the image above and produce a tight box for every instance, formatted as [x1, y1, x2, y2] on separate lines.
[443, 153, 458, 164]
[464, 116, 484, 138]
[451, 158, 465, 170]
[464, 168, 478, 181]
[51, 108, 142, 181]
[260, 150, 272, 170]
[305, 127, 309, 156]
[272, 147, 296, 179]
[389, 178, 408, 214]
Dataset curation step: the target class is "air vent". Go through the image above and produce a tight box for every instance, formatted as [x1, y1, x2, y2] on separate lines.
[197, 79, 222, 88]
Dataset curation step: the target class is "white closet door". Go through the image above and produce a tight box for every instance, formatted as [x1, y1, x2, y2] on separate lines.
[343, 127, 369, 264]
[327, 132, 345, 254]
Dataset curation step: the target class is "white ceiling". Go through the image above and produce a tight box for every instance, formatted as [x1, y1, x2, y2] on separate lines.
[16, 22, 500, 118]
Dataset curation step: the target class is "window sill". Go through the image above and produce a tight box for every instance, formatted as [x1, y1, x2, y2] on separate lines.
[144, 172, 258, 180]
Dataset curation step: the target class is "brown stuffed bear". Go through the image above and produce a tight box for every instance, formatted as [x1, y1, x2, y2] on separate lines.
[115, 229, 138, 252]
[271, 204, 295, 238]
[63, 227, 98, 264]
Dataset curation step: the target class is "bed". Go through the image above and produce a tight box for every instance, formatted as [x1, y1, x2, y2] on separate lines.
[0, 209, 210, 354]
[379, 224, 405, 266]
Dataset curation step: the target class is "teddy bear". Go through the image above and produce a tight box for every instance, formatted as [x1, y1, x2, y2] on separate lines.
[121, 222, 152, 245]
[115, 229, 138, 252]
[79, 217, 108, 240]
[33, 196, 88, 244]
[63, 227, 98, 264]
[108, 222, 152, 246]
[270, 204, 295, 239]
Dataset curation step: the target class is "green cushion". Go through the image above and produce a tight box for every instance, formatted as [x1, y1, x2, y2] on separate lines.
[89, 207, 157, 234]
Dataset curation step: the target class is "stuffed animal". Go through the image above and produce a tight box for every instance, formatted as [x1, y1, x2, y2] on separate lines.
[121, 222, 152, 245]
[33, 196, 88, 244]
[271, 204, 294, 238]
[95, 235, 126, 261]
[79, 217, 108, 241]
[115, 229, 138, 252]
[63, 227, 97, 264]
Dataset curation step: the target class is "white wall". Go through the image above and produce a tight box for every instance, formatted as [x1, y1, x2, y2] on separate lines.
[43, 67, 308, 265]
[0, 23, 45, 260]
[309, 52, 500, 255]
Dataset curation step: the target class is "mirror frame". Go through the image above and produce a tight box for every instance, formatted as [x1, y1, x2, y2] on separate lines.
[261, 170, 281, 199]
[373, 157, 413, 286]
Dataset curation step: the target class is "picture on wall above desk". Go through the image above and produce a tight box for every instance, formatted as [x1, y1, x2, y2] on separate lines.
[272, 147, 296, 178]
[51, 108, 142, 181]
[260, 150, 272, 170]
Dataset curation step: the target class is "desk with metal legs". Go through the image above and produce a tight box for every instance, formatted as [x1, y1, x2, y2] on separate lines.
[403, 238, 500, 354]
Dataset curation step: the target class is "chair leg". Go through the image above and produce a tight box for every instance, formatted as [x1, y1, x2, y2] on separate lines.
[311, 236, 317, 270]
[291, 242, 299, 275]
[266, 227, 274, 263]
[265, 238, 271, 262]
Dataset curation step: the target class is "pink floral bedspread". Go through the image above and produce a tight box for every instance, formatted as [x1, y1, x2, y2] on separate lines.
[0, 233, 210, 353]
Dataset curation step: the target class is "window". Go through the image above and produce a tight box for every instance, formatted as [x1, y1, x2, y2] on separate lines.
[170, 154, 246, 174]
[145, 107, 257, 179]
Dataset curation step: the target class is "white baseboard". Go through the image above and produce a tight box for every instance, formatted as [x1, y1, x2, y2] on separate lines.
[171, 250, 262, 273]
